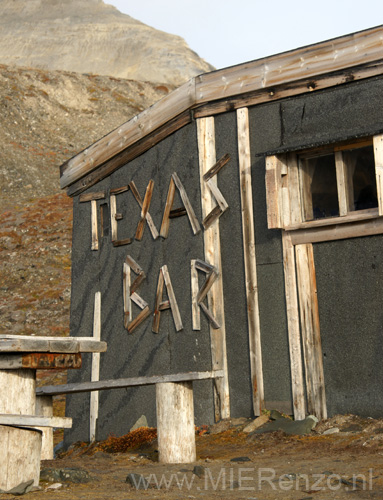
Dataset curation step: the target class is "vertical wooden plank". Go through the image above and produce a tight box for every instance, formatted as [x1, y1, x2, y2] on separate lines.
[236, 108, 264, 415]
[196, 116, 230, 421]
[287, 153, 303, 226]
[281, 231, 306, 420]
[335, 151, 353, 216]
[265, 155, 283, 228]
[299, 159, 314, 221]
[36, 395, 53, 460]
[90, 291, 101, 442]
[373, 134, 383, 216]
[91, 200, 99, 251]
[295, 243, 327, 420]
[110, 194, 117, 242]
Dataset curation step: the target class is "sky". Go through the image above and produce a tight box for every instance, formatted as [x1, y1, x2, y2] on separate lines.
[105, 0, 382, 70]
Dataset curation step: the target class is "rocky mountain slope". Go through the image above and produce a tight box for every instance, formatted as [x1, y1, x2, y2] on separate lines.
[0, 63, 176, 337]
[0, 0, 214, 86]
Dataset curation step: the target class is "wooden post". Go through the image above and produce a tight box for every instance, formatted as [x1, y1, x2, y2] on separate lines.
[0, 369, 41, 489]
[295, 243, 327, 420]
[156, 381, 196, 463]
[35, 395, 54, 460]
[90, 291, 101, 442]
[281, 231, 306, 420]
[237, 107, 264, 416]
[196, 116, 230, 421]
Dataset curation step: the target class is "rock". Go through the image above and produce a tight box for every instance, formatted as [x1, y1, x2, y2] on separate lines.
[243, 414, 269, 433]
[0, 0, 214, 86]
[323, 427, 340, 435]
[192, 465, 205, 478]
[230, 456, 251, 462]
[130, 415, 148, 432]
[2, 479, 34, 495]
[40, 467, 91, 484]
[230, 417, 250, 427]
[125, 473, 149, 490]
[45, 483, 63, 491]
[209, 419, 232, 434]
[269, 409, 285, 420]
[251, 415, 318, 436]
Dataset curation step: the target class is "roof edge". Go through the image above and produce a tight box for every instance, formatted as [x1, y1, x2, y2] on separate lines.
[60, 25, 383, 192]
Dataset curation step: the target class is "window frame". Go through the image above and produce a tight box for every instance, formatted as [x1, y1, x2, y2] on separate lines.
[265, 134, 383, 230]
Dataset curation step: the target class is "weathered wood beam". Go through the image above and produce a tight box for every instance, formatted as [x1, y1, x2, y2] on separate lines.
[281, 231, 306, 420]
[0, 335, 107, 353]
[61, 28, 383, 194]
[237, 107, 264, 416]
[0, 414, 72, 429]
[36, 370, 224, 396]
[197, 116, 230, 421]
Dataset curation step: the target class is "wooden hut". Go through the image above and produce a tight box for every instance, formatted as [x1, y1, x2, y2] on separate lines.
[60, 26, 383, 443]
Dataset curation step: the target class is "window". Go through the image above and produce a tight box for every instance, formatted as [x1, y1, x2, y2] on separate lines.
[265, 135, 383, 230]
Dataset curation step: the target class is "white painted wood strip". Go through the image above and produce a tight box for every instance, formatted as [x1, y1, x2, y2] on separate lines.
[237, 107, 264, 415]
[197, 116, 230, 421]
[0, 414, 72, 428]
[281, 231, 306, 420]
[373, 134, 383, 216]
[36, 370, 225, 396]
[90, 292, 101, 443]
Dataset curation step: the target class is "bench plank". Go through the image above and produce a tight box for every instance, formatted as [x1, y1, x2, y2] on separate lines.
[0, 336, 107, 353]
[36, 370, 224, 396]
[0, 414, 72, 429]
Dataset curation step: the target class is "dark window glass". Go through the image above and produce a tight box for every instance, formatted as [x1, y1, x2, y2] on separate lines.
[344, 146, 377, 211]
[300, 154, 339, 221]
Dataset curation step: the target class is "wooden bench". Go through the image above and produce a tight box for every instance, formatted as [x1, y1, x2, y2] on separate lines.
[0, 335, 106, 491]
[37, 369, 224, 464]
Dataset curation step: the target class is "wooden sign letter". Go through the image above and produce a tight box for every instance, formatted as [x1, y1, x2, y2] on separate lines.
[129, 180, 159, 240]
[123, 255, 150, 333]
[79, 191, 106, 251]
[160, 173, 201, 238]
[110, 186, 133, 247]
[152, 265, 183, 333]
[191, 259, 220, 330]
[202, 153, 230, 229]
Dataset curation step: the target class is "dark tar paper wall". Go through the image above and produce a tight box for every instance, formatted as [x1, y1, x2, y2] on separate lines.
[65, 75, 383, 445]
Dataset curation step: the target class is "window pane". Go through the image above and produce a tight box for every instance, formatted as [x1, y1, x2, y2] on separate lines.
[344, 146, 377, 211]
[300, 154, 339, 221]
